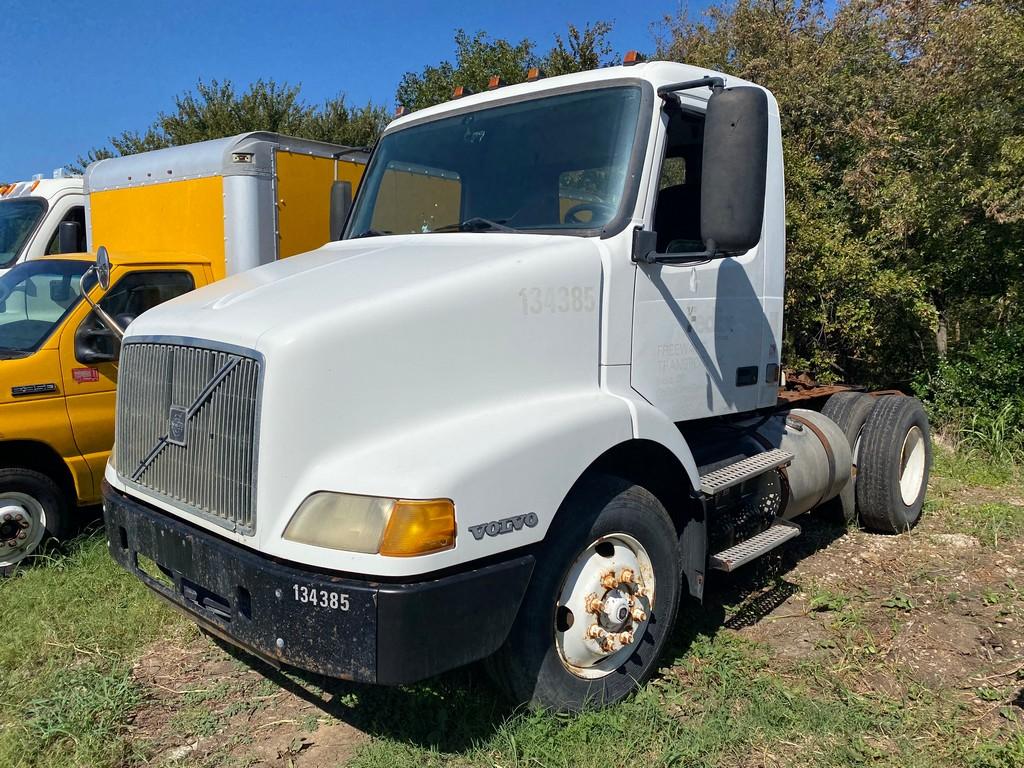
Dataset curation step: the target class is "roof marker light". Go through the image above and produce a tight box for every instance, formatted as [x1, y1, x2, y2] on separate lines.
[487, 75, 503, 90]
[394, 105, 408, 117]
[452, 85, 474, 98]
[526, 67, 542, 81]
[623, 50, 642, 65]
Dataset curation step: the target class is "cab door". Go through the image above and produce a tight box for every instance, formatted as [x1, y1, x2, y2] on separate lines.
[58, 266, 201, 501]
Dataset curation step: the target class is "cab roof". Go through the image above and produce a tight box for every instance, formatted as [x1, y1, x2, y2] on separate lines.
[386, 60, 770, 133]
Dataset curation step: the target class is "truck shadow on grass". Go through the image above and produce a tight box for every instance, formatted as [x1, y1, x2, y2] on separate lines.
[214, 510, 849, 753]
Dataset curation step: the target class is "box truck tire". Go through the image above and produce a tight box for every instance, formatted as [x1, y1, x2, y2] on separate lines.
[856, 396, 932, 534]
[0, 469, 70, 576]
[488, 476, 682, 712]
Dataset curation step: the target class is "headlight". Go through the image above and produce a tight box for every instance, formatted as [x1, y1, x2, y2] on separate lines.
[283, 492, 456, 557]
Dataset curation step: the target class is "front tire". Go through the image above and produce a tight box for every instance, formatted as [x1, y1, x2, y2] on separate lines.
[488, 475, 682, 712]
[0, 468, 70, 576]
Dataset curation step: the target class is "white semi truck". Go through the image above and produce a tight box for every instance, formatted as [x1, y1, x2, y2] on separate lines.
[103, 58, 932, 712]
[0, 174, 86, 275]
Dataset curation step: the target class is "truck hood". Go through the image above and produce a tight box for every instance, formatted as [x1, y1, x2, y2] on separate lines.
[129, 233, 569, 349]
[118, 230, 608, 571]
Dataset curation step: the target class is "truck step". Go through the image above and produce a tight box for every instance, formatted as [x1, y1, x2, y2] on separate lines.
[710, 520, 801, 572]
[699, 448, 794, 496]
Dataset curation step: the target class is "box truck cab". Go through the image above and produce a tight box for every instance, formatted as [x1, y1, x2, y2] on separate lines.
[1, 134, 366, 574]
[0, 175, 87, 275]
[104, 60, 931, 711]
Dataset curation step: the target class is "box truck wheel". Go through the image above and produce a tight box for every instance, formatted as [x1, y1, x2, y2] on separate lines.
[0, 469, 70, 576]
[856, 396, 932, 533]
[488, 475, 682, 712]
[821, 391, 878, 525]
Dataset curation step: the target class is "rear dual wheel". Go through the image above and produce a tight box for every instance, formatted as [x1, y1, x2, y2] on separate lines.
[821, 392, 931, 533]
[0, 469, 70, 576]
[488, 476, 681, 712]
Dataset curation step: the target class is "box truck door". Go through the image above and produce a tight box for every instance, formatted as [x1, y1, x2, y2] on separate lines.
[59, 267, 199, 501]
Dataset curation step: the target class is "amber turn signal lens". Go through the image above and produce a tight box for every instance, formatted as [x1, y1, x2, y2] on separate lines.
[379, 499, 456, 557]
[623, 50, 641, 65]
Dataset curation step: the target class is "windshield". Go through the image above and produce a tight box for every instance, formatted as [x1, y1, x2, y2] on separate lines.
[0, 198, 46, 268]
[346, 85, 644, 237]
[0, 260, 88, 356]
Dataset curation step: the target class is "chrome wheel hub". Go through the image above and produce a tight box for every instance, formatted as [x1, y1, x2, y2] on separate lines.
[555, 533, 655, 679]
[0, 493, 46, 568]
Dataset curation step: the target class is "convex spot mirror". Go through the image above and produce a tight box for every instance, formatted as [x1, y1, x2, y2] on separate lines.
[95, 246, 112, 290]
[700, 86, 769, 254]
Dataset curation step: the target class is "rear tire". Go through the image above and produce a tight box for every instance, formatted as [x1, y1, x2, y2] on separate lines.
[856, 396, 931, 533]
[0, 468, 71, 576]
[821, 392, 878, 525]
[487, 475, 682, 712]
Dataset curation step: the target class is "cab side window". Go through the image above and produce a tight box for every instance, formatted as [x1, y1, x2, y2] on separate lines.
[96, 271, 194, 327]
[76, 271, 195, 364]
[45, 206, 87, 255]
[653, 110, 706, 254]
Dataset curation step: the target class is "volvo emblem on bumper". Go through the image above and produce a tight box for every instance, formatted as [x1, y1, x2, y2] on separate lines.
[167, 405, 188, 446]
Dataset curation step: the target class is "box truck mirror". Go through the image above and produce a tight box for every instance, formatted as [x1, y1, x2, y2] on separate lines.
[58, 220, 82, 254]
[700, 86, 769, 254]
[330, 181, 353, 240]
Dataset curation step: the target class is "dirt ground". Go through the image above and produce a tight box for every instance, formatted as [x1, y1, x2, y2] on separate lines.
[126, 472, 1024, 767]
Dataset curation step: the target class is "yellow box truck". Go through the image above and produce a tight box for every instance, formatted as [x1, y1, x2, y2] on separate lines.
[0, 133, 366, 573]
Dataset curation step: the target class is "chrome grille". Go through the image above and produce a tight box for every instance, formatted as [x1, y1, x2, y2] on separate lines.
[115, 340, 261, 534]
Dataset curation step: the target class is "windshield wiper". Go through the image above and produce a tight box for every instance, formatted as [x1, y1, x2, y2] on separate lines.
[353, 228, 389, 239]
[432, 217, 515, 233]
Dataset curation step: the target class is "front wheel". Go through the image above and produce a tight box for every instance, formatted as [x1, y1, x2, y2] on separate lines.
[0, 469, 70, 576]
[488, 476, 682, 712]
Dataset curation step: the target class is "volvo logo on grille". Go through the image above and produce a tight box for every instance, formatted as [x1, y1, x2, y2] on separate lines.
[131, 355, 243, 481]
[167, 405, 188, 446]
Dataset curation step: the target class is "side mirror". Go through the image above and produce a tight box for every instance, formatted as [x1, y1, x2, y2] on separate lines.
[75, 323, 118, 365]
[58, 221, 83, 254]
[95, 245, 111, 290]
[330, 180, 353, 240]
[700, 86, 769, 254]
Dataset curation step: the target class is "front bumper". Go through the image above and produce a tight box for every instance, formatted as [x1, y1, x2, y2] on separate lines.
[103, 483, 534, 685]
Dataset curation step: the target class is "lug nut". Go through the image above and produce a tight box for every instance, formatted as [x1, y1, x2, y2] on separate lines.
[14, 513, 24, 522]
[19, 521, 29, 529]
[600, 570, 618, 589]
[619, 567, 635, 584]
[618, 630, 634, 645]
[587, 624, 606, 640]
[584, 594, 604, 614]
[17, 532, 26, 540]
[631, 607, 647, 622]
[2, 514, 11, 521]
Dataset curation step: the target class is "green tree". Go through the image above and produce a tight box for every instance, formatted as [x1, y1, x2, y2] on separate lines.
[660, 0, 1023, 390]
[395, 22, 616, 110]
[74, 79, 388, 171]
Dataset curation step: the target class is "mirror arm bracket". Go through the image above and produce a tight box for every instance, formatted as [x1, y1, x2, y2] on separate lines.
[81, 267, 125, 340]
[633, 229, 737, 265]
[657, 76, 725, 109]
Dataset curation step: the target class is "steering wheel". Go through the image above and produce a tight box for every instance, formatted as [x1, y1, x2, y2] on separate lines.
[563, 202, 616, 225]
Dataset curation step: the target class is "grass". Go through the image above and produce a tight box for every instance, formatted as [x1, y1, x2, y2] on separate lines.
[0, 526, 183, 768]
[1, 449, 1022, 768]
[334, 631, 1019, 768]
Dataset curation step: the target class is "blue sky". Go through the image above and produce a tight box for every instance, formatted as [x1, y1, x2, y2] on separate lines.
[0, 0, 707, 181]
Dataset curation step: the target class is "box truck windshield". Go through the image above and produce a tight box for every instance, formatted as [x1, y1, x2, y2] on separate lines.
[347, 85, 643, 238]
[0, 260, 88, 356]
[0, 198, 47, 268]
